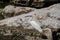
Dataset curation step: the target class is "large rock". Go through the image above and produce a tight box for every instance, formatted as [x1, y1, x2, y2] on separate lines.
[0, 3, 60, 40]
[0, 4, 60, 30]
[2, 5, 15, 18]
[2, 5, 35, 18]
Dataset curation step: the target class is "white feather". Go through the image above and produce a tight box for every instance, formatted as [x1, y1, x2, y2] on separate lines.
[29, 21, 42, 32]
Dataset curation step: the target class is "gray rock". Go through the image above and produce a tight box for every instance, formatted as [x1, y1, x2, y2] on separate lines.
[0, 3, 60, 40]
[0, 3, 60, 31]
[2, 5, 35, 18]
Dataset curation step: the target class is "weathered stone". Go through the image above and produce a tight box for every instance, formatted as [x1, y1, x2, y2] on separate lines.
[0, 3, 60, 40]
[0, 4, 60, 30]
[2, 5, 35, 18]
[2, 5, 15, 18]
[42, 28, 52, 40]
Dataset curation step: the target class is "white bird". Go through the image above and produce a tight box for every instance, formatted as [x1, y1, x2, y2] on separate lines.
[29, 21, 43, 32]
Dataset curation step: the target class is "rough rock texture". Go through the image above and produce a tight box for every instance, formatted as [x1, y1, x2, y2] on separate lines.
[12, 0, 45, 7]
[0, 3, 60, 40]
[2, 5, 35, 18]
[0, 4, 60, 29]
[12, 0, 60, 8]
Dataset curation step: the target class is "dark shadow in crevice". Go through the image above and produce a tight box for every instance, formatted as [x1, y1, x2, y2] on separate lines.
[43, 1, 60, 8]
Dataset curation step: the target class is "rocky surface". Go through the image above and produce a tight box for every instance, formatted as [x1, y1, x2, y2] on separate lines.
[12, 0, 45, 8]
[0, 4, 60, 29]
[11, 0, 60, 8]
[2, 5, 35, 18]
[0, 3, 60, 40]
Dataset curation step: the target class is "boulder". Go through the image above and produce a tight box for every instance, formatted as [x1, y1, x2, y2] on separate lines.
[2, 5, 35, 18]
[14, 7, 34, 16]
[0, 3, 60, 40]
[2, 5, 15, 18]
[0, 4, 60, 30]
